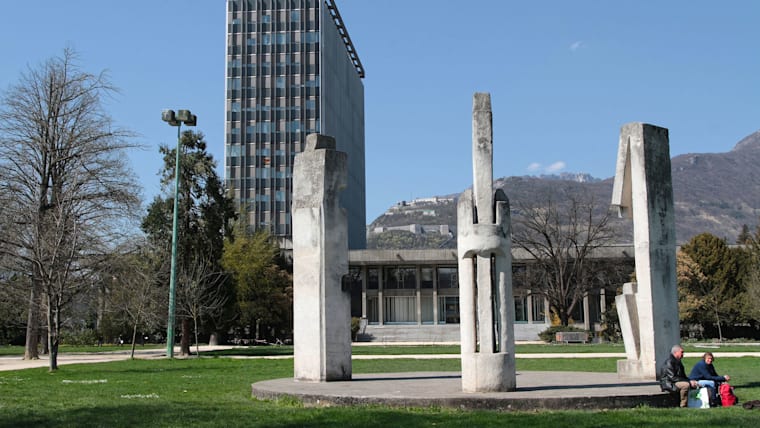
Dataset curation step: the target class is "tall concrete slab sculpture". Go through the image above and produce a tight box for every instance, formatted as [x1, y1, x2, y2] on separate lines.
[611, 123, 680, 380]
[292, 134, 351, 382]
[457, 93, 516, 392]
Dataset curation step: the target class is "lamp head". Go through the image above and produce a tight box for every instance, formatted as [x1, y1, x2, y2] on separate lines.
[161, 109, 179, 126]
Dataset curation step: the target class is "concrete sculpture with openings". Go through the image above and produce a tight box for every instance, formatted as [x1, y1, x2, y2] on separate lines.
[292, 133, 351, 382]
[611, 122, 680, 380]
[457, 93, 516, 392]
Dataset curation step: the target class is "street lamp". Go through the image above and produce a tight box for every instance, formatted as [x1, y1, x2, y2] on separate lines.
[161, 109, 197, 359]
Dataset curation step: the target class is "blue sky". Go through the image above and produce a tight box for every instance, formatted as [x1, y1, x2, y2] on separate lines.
[1, 1, 759, 222]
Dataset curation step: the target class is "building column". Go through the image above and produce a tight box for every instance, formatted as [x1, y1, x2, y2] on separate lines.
[433, 267, 439, 325]
[361, 266, 368, 320]
[526, 291, 534, 324]
[378, 267, 384, 326]
[583, 292, 591, 331]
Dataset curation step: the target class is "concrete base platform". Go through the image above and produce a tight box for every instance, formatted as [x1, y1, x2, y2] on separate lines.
[252, 371, 678, 411]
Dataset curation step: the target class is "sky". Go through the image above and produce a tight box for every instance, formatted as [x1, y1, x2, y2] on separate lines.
[1, 1, 759, 222]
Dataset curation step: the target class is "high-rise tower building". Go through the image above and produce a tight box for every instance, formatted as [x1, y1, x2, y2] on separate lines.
[225, 0, 366, 249]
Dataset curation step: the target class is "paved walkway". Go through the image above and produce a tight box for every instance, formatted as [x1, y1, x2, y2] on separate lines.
[252, 370, 678, 411]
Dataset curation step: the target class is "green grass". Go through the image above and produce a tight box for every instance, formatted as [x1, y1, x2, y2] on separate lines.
[2, 355, 760, 427]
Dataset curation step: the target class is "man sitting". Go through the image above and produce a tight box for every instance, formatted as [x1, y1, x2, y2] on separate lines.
[659, 344, 698, 407]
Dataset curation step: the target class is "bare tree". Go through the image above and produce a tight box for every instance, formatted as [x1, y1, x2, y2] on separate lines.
[104, 241, 165, 359]
[0, 48, 141, 370]
[176, 257, 228, 356]
[512, 187, 616, 326]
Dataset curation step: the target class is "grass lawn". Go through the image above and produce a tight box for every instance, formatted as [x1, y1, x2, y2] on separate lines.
[1, 352, 760, 427]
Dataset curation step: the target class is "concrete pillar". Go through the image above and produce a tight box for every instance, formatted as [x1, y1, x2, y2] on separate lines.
[457, 93, 516, 392]
[292, 133, 351, 382]
[583, 293, 591, 331]
[611, 123, 680, 379]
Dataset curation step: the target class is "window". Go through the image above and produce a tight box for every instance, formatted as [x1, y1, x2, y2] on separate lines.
[421, 296, 434, 324]
[532, 294, 546, 322]
[515, 296, 528, 323]
[303, 32, 319, 43]
[384, 296, 415, 324]
[570, 300, 584, 324]
[367, 268, 379, 290]
[420, 268, 434, 289]
[437, 267, 458, 289]
[438, 296, 459, 324]
[384, 267, 416, 290]
[367, 297, 378, 324]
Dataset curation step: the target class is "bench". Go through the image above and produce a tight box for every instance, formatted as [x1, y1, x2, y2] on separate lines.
[555, 331, 589, 343]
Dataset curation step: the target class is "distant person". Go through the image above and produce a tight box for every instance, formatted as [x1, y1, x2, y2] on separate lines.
[659, 344, 698, 407]
[690, 351, 729, 403]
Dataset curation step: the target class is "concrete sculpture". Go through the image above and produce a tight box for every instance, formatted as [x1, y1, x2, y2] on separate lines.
[611, 123, 680, 379]
[292, 133, 351, 381]
[457, 93, 516, 392]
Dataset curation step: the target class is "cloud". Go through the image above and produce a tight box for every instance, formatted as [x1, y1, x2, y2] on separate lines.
[546, 161, 566, 173]
[569, 41, 583, 52]
[527, 162, 542, 172]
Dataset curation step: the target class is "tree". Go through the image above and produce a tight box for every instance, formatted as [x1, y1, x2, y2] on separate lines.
[676, 250, 708, 332]
[512, 186, 617, 326]
[176, 257, 228, 355]
[739, 222, 760, 326]
[680, 232, 745, 340]
[141, 130, 235, 355]
[221, 229, 292, 342]
[104, 241, 164, 359]
[737, 224, 752, 245]
[0, 49, 140, 370]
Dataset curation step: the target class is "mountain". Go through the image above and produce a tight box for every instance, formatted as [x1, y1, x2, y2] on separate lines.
[369, 130, 760, 246]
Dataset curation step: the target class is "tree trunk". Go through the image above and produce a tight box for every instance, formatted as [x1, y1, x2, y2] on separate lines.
[23, 286, 40, 360]
[180, 318, 191, 356]
[194, 317, 200, 356]
[130, 315, 139, 359]
[714, 307, 723, 342]
[41, 326, 49, 355]
[47, 296, 59, 372]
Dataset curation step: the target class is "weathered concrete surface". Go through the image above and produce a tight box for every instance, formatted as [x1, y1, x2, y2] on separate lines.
[292, 133, 351, 382]
[611, 123, 679, 380]
[252, 371, 678, 411]
[457, 93, 515, 392]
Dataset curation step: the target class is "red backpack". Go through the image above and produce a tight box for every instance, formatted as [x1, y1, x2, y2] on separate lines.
[719, 383, 737, 406]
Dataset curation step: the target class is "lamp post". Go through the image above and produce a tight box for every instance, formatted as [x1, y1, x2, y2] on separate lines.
[161, 109, 197, 358]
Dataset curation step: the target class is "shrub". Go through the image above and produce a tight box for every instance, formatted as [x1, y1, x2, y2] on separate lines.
[351, 317, 361, 341]
[61, 328, 99, 346]
[538, 325, 588, 343]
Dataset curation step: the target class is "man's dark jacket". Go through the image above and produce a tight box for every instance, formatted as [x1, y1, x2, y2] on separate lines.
[659, 353, 689, 392]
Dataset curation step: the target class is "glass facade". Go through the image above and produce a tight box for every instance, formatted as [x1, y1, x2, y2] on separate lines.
[225, 0, 366, 249]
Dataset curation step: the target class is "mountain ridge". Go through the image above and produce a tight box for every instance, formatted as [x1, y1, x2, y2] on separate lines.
[369, 130, 760, 246]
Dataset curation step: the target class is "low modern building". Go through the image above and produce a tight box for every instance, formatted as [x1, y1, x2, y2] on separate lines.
[347, 246, 635, 342]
